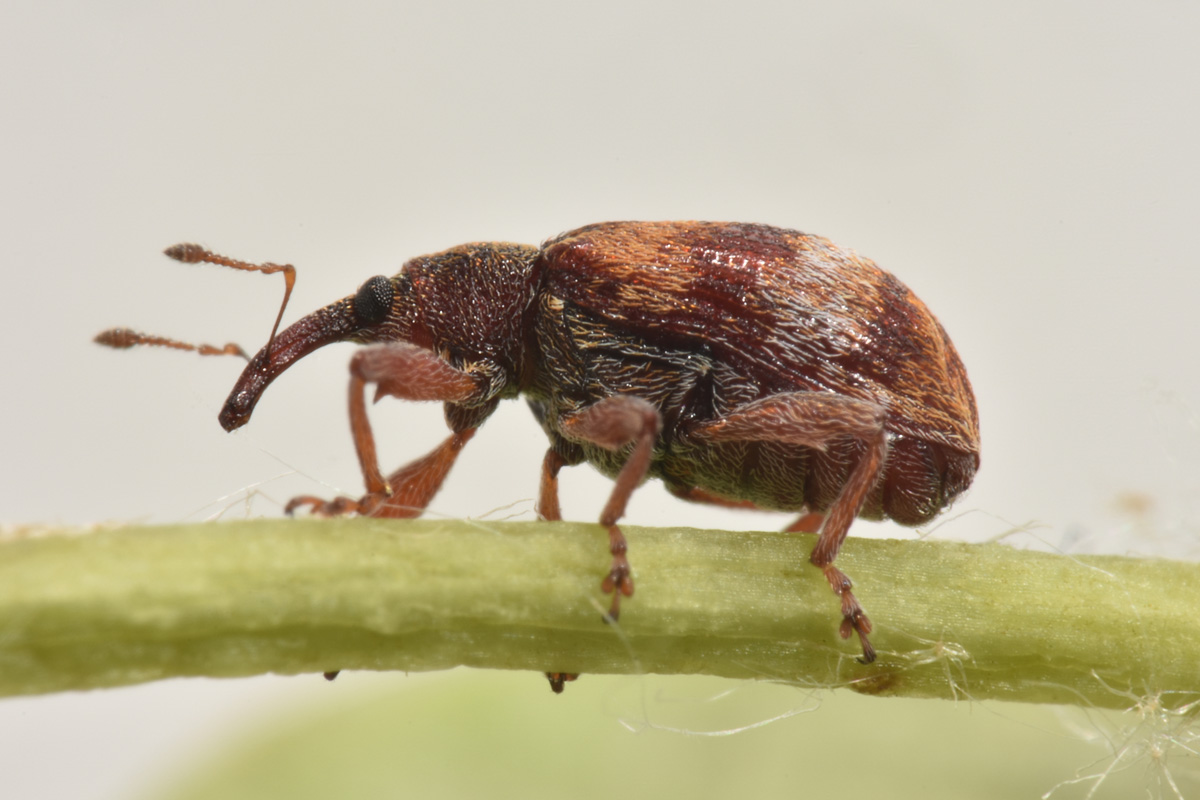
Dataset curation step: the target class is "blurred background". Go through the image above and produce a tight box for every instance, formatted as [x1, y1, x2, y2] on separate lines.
[2, 1, 1198, 798]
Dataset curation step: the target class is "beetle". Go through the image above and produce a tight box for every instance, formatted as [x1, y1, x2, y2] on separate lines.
[97, 221, 979, 686]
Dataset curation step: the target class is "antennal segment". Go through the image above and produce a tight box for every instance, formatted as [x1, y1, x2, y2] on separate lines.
[163, 243, 297, 356]
[94, 328, 249, 360]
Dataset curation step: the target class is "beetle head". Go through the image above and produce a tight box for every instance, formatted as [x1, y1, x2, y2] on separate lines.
[219, 240, 542, 432]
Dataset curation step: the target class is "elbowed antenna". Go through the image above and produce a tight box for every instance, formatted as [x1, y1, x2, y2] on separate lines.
[95, 243, 297, 363]
[163, 243, 296, 358]
[94, 241, 399, 433]
[94, 328, 249, 360]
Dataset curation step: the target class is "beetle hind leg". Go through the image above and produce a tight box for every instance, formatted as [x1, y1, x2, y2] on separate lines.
[692, 392, 888, 662]
[808, 426, 888, 663]
[667, 484, 760, 510]
[819, 563, 876, 663]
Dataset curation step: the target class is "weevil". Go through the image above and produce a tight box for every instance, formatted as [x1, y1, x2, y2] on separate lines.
[97, 221, 979, 687]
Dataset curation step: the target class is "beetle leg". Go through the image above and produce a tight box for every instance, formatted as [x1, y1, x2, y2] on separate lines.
[808, 426, 888, 663]
[339, 428, 477, 518]
[558, 395, 661, 621]
[784, 512, 825, 533]
[693, 392, 887, 663]
[537, 448, 568, 521]
[668, 485, 823, 531]
[545, 672, 579, 694]
[667, 484, 760, 510]
[285, 428, 475, 519]
[286, 343, 485, 518]
[537, 448, 582, 692]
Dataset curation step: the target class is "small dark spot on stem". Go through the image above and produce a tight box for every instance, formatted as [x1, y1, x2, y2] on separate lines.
[849, 670, 901, 696]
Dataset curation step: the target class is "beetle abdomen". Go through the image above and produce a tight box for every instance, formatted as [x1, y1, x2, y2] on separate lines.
[656, 432, 974, 526]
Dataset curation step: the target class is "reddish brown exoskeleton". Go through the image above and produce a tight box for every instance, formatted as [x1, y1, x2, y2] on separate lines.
[97, 222, 979, 689]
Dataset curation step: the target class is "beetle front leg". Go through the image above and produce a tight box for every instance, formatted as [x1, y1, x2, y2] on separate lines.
[693, 392, 888, 662]
[286, 343, 487, 518]
[557, 396, 661, 620]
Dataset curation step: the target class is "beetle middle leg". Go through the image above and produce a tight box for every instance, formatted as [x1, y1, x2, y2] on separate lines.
[552, 395, 661, 621]
[693, 392, 888, 662]
[536, 448, 570, 523]
[286, 343, 486, 518]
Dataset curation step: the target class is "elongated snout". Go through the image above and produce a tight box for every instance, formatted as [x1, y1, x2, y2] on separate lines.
[220, 273, 399, 430]
[218, 298, 359, 431]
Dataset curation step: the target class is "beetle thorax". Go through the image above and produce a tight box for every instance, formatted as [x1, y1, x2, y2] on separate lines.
[403, 242, 542, 391]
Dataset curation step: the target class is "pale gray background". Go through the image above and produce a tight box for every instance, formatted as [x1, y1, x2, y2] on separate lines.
[2, 2, 1198, 798]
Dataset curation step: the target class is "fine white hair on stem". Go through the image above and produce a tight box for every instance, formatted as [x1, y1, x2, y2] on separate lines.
[1043, 672, 1200, 800]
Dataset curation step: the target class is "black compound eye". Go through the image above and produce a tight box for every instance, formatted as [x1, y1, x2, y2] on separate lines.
[353, 275, 393, 326]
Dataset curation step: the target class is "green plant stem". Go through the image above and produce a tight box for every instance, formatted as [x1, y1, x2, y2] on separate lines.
[0, 519, 1195, 707]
